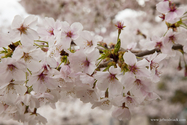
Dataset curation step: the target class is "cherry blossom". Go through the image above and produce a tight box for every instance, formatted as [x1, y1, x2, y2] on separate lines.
[140, 36, 174, 55]
[112, 107, 131, 121]
[75, 30, 103, 53]
[146, 52, 167, 82]
[0, 80, 27, 105]
[156, 0, 185, 23]
[69, 49, 99, 75]
[91, 98, 112, 110]
[10, 15, 39, 46]
[37, 17, 61, 40]
[12, 45, 45, 72]
[123, 51, 150, 77]
[57, 21, 83, 49]
[27, 65, 59, 93]
[0, 58, 26, 83]
[94, 66, 123, 97]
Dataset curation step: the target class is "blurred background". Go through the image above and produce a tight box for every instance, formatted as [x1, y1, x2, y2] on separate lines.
[0, 0, 187, 125]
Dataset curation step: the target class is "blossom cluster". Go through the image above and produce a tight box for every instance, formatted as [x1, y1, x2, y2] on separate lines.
[19, 0, 187, 36]
[0, 0, 187, 124]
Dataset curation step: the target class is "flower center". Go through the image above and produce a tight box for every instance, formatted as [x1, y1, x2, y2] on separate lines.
[126, 96, 133, 103]
[109, 73, 116, 81]
[48, 28, 54, 36]
[102, 100, 110, 106]
[135, 79, 141, 86]
[22, 52, 33, 62]
[38, 72, 47, 82]
[66, 31, 73, 38]
[115, 21, 125, 30]
[129, 65, 138, 73]
[7, 64, 16, 71]
[169, 2, 176, 12]
[155, 42, 163, 49]
[169, 35, 175, 43]
[83, 58, 90, 67]
[17, 24, 27, 34]
[87, 41, 93, 47]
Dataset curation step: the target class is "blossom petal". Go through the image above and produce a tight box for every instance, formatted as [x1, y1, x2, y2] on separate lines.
[156, 1, 170, 14]
[123, 51, 137, 65]
[71, 22, 83, 32]
[11, 15, 23, 29]
[24, 15, 38, 28]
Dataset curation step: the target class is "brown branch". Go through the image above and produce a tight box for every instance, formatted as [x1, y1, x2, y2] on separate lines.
[135, 48, 160, 57]
[97, 44, 183, 68]
[135, 44, 183, 57]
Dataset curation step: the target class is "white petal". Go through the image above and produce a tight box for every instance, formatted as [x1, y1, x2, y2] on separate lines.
[14, 84, 27, 95]
[109, 80, 123, 97]
[136, 58, 149, 68]
[11, 15, 23, 29]
[24, 15, 38, 28]
[123, 51, 137, 65]
[109, 66, 121, 74]
[156, 1, 169, 13]
[153, 53, 167, 63]
[121, 72, 135, 90]
[165, 12, 178, 23]
[176, 7, 185, 17]
[12, 46, 24, 60]
[71, 22, 83, 32]
[61, 21, 70, 31]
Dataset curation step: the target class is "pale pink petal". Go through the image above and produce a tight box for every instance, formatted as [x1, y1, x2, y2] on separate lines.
[136, 68, 150, 78]
[86, 62, 96, 75]
[44, 17, 55, 28]
[165, 12, 178, 23]
[80, 74, 94, 84]
[156, 1, 170, 14]
[61, 21, 70, 31]
[153, 53, 167, 63]
[112, 107, 131, 121]
[93, 71, 108, 83]
[136, 59, 149, 68]
[24, 15, 38, 28]
[12, 46, 24, 60]
[92, 99, 112, 110]
[45, 78, 58, 89]
[97, 78, 110, 90]
[10, 29, 20, 42]
[140, 39, 155, 50]
[121, 72, 136, 90]
[11, 15, 23, 29]
[71, 22, 83, 32]
[33, 82, 47, 93]
[0, 33, 11, 47]
[13, 70, 26, 81]
[176, 7, 185, 17]
[0, 103, 5, 114]
[59, 37, 71, 49]
[27, 28, 39, 40]
[87, 49, 100, 61]
[183, 45, 187, 53]
[27, 61, 43, 72]
[109, 66, 121, 74]
[109, 80, 123, 97]
[123, 51, 137, 65]
[14, 84, 27, 95]
[145, 92, 161, 101]
[71, 32, 79, 40]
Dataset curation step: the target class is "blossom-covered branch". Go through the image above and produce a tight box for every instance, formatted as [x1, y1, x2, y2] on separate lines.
[0, 0, 187, 125]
